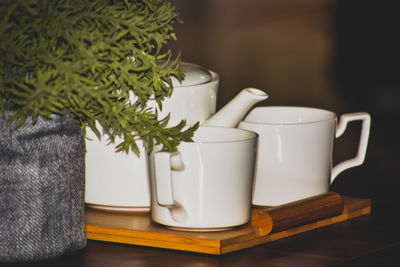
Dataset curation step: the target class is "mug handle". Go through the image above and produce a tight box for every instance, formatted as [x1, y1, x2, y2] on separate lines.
[154, 151, 185, 207]
[331, 112, 371, 183]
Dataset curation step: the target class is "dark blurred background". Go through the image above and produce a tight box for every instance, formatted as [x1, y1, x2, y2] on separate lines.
[167, 0, 400, 225]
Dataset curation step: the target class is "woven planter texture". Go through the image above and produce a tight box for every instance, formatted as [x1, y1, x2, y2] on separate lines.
[0, 112, 87, 262]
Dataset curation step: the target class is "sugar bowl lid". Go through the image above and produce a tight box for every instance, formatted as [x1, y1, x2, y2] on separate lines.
[171, 62, 212, 87]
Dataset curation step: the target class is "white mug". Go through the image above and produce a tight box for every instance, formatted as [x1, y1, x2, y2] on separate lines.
[238, 106, 371, 206]
[149, 126, 257, 231]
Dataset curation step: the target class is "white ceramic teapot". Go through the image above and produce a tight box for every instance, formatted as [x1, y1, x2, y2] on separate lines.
[85, 62, 268, 212]
[84, 62, 220, 211]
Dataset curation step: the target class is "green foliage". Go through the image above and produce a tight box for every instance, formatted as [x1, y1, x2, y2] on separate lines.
[0, 0, 198, 154]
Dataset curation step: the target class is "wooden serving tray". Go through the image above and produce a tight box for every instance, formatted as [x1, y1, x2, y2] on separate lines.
[85, 194, 371, 255]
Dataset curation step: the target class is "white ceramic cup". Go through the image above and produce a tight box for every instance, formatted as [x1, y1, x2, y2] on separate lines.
[149, 126, 258, 231]
[84, 63, 219, 211]
[238, 106, 371, 206]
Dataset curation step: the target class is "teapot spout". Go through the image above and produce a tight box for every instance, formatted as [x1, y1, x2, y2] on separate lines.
[202, 88, 268, 127]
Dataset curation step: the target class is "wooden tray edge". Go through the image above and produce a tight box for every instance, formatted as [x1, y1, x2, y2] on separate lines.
[86, 197, 371, 255]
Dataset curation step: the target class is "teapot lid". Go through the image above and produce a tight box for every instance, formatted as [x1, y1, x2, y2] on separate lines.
[171, 62, 212, 87]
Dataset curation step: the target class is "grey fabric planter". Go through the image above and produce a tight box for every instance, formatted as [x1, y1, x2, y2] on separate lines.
[0, 112, 87, 262]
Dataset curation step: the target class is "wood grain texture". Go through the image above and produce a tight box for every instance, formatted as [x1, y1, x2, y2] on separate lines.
[251, 192, 344, 236]
[220, 197, 371, 254]
[85, 194, 371, 255]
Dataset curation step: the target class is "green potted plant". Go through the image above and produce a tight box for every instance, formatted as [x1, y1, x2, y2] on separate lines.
[0, 0, 196, 262]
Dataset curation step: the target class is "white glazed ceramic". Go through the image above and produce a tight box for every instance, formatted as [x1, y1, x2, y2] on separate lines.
[238, 106, 371, 206]
[85, 130, 151, 211]
[148, 62, 220, 127]
[85, 63, 220, 210]
[202, 88, 268, 127]
[149, 126, 258, 231]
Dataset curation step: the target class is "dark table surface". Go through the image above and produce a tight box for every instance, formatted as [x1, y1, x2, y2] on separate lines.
[4, 198, 400, 267]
